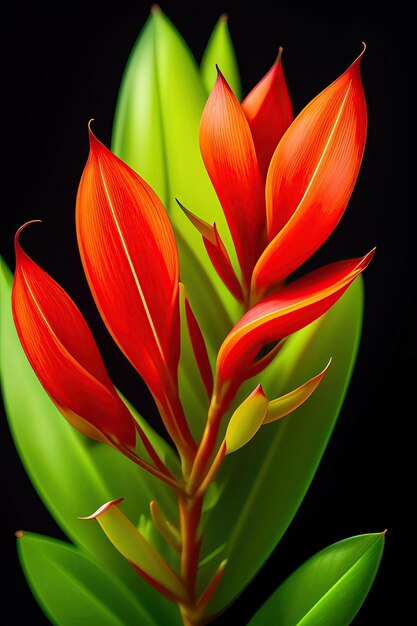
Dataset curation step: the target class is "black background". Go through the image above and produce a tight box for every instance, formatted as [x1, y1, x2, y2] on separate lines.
[1, 1, 412, 623]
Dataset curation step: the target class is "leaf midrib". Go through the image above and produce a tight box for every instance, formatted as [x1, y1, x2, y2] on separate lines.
[295, 536, 383, 625]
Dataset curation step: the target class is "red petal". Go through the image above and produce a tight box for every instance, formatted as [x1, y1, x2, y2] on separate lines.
[200, 69, 266, 288]
[253, 49, 367, 297]
[242, 48, 293, 181]
[12, 225, 136, 448]
[217, 250, 374, 384]
[180, 202, 243, 302]
[184, 288, 214, 398]
[76, 128, 179, 401]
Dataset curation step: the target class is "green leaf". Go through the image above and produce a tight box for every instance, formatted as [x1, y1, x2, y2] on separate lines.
[18, 532, 181, 626]
[112, 8, 239, 354]
[201, 277, 364, 615]
[83, 500, 187, 601]
[248, 532, 385, 626]
[200, 14, 242, 99]
[0, 257, 176, 612]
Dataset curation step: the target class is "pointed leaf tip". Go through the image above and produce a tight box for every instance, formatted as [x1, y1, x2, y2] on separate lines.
[264, 360, 331, 424]
[248, 532, 384, 625]
[81, 498, 188, 601]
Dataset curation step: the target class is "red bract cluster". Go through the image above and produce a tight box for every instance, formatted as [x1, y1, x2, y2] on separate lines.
[11, 45, 373, 617]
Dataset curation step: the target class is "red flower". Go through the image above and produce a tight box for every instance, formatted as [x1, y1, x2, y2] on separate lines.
[197, 48, 367, 306]
[76, 128, 195, 459]
[12, 223, 136, 448]
[192, 48, 371, 392]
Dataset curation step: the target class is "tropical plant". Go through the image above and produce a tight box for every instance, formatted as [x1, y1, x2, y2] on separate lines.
[0, 8, 384, 625]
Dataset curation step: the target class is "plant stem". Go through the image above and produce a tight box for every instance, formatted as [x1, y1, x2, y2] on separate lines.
[175, 393, 228, 625]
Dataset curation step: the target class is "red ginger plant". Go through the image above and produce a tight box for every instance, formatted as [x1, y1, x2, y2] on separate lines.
[5, 11, 383, 625]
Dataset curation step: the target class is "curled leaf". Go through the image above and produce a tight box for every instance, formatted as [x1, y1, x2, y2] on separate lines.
[80, 499, 187, 602]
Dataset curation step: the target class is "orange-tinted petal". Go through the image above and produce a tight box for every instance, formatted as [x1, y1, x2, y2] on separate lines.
[180, 202, 243, 302]
[242, 48, 293, 181]
[77, 128, 180, 400]
[253, 49, 367, 297]
[217, 250, 373, 384]
[200, 69, 266, 288]
[12, 224, 136, 448]
[183, 288, 214, 399]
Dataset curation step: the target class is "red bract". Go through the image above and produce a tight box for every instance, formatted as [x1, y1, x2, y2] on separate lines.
[196, 48, 367, 310]
[242, 48, 293, 181]
[12, 224, 136, 448]
[200, 69, 266, 290]
[76, 127, 195, 459]
[253, 48, 367, 298]
[217, 251, 374, 386]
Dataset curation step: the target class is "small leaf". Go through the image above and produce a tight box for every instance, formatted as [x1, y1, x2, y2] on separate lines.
[17, 532, 179, 626]
[225, 385, 268, 453]
[200, 14, 242, 99]
[201, 278, 365, 616]
[81, 499, 187, 602]
[264, 360, 330, 424]
[248, 532, 385, 625]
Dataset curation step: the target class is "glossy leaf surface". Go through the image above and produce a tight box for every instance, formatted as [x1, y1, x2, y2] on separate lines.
[0, 258, 177, 611]
[112, 8, 238, 348]
[248, 533, 385, 626]
[202, 277, 364, 616]
[17, 533, 177, 626]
